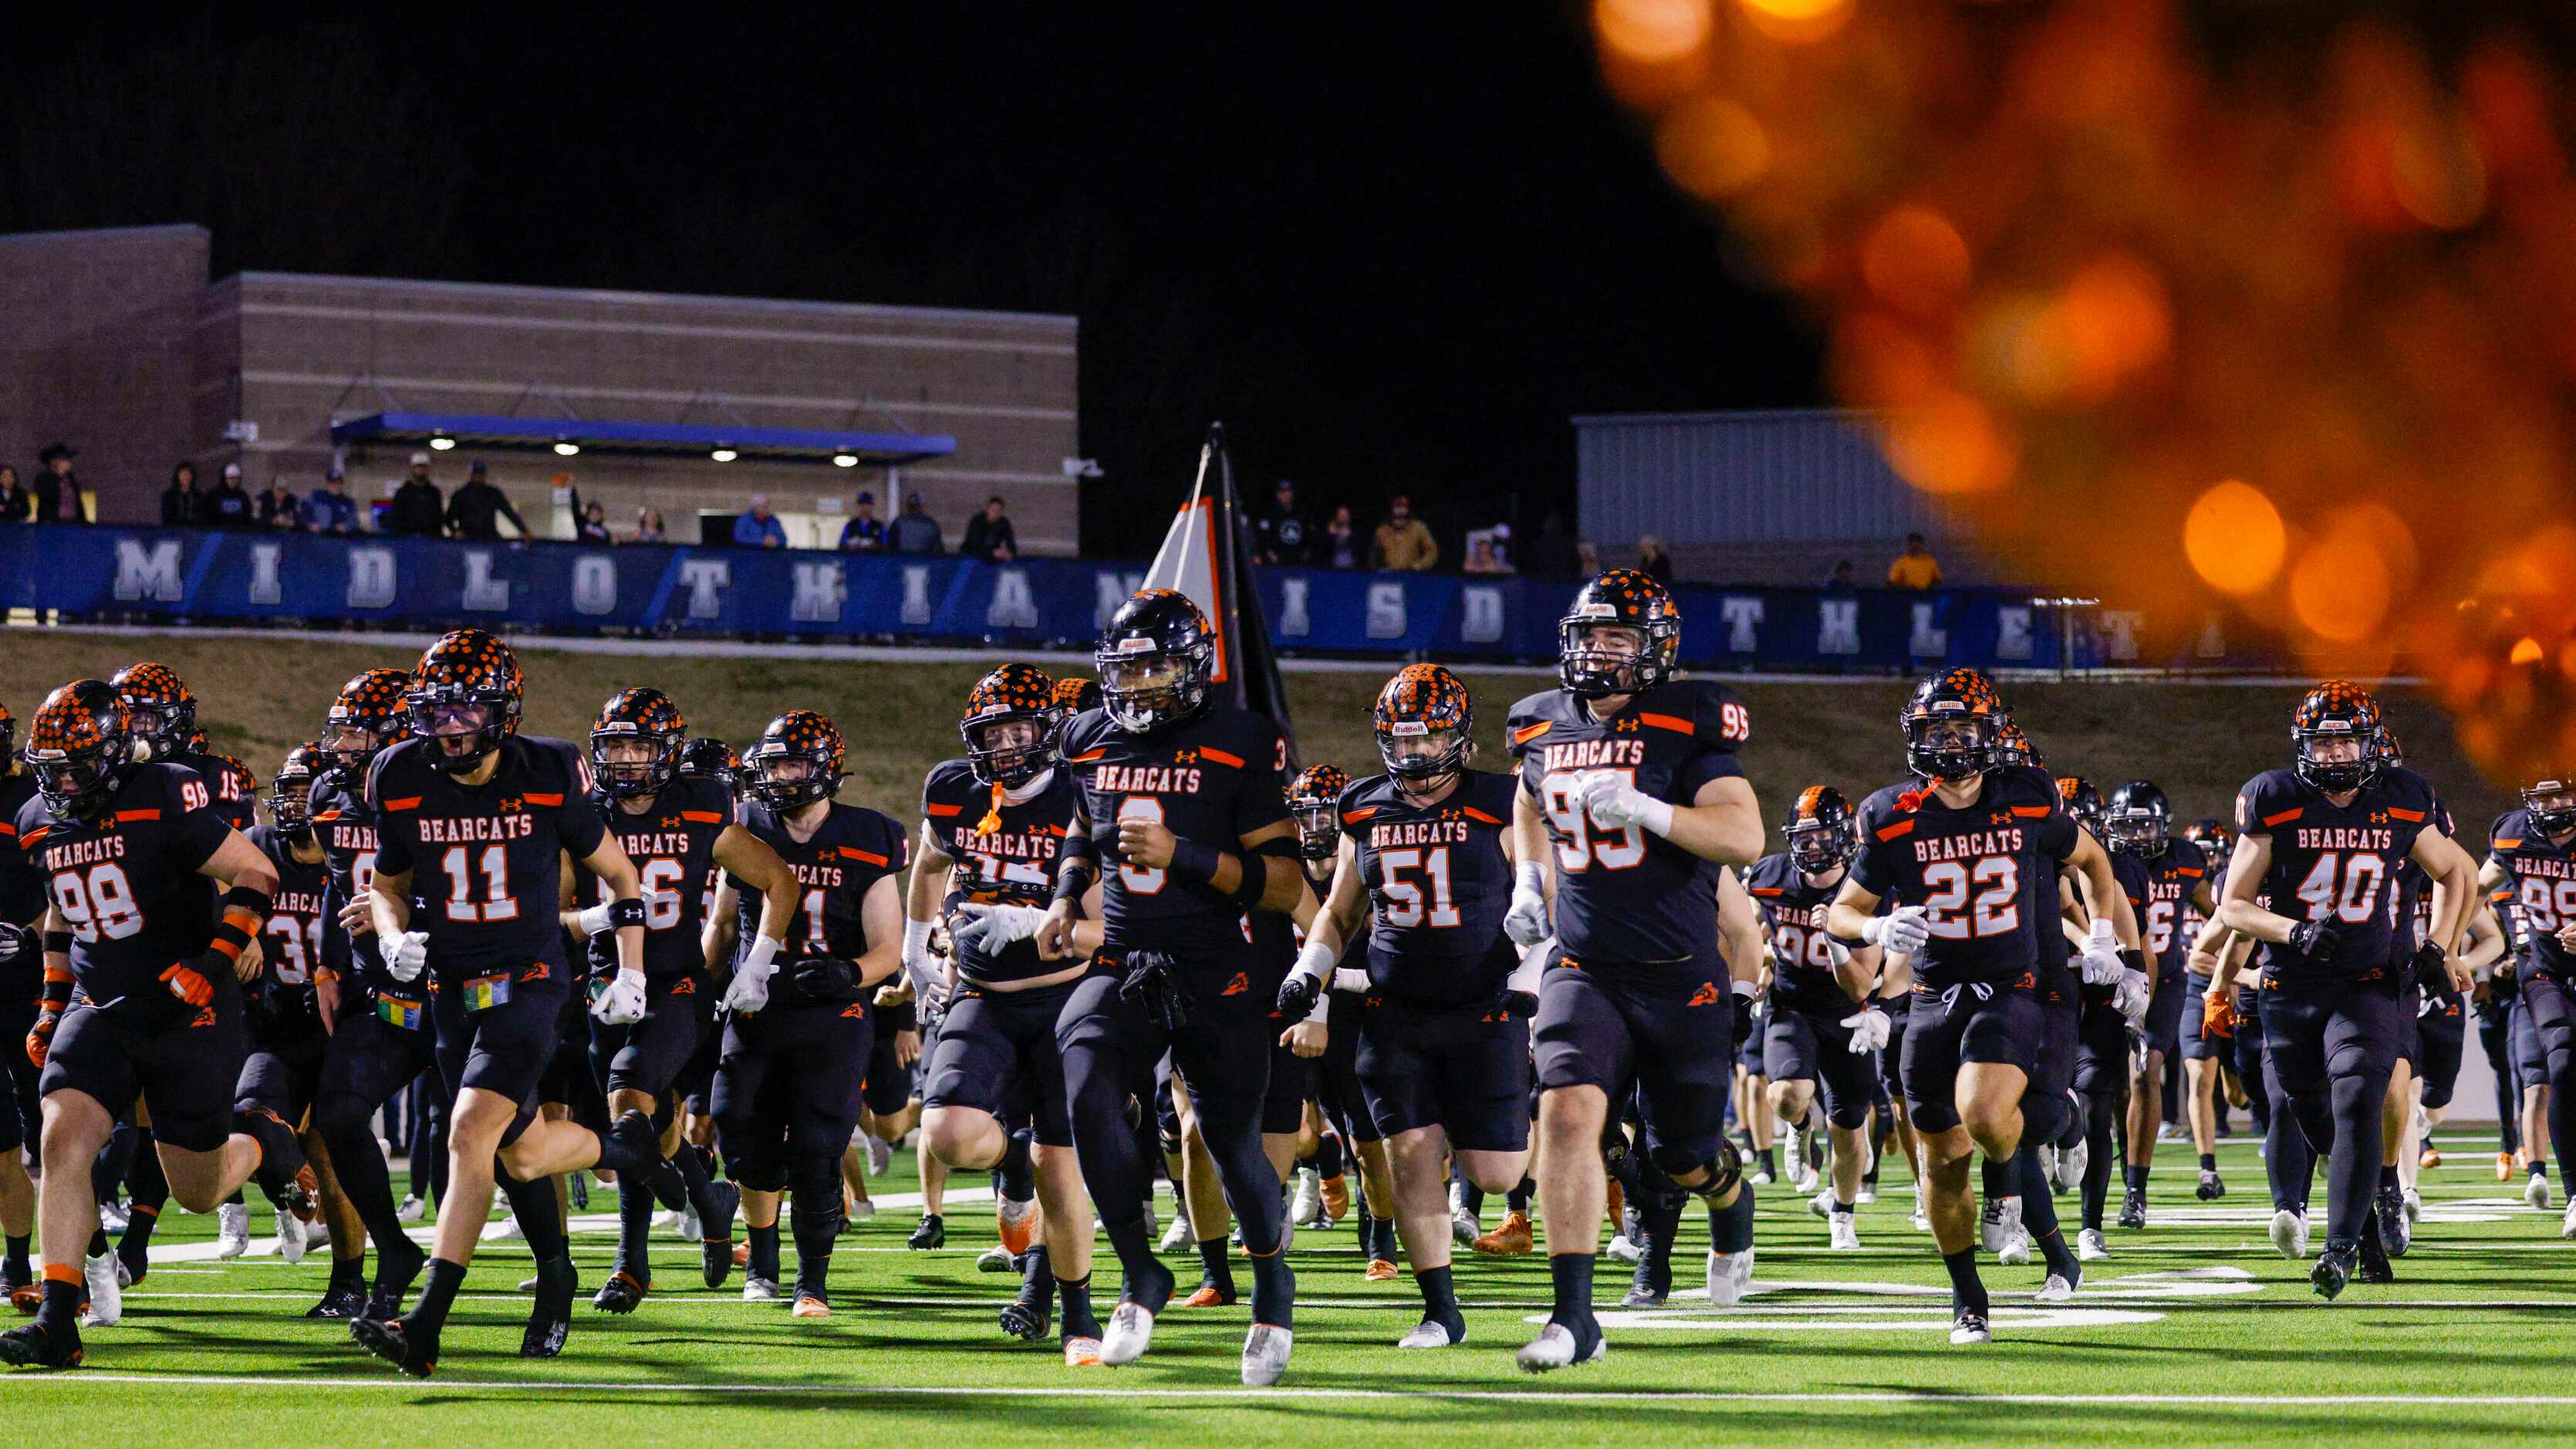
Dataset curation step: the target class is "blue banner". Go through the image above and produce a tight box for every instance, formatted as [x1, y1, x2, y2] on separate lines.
[0, 525, 2274, 673]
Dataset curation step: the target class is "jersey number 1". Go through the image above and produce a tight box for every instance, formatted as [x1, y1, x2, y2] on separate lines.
[440, 844, 521, 923]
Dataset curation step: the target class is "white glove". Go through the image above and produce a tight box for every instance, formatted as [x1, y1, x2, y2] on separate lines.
[1841, 1005, 1891, 1053]
[2080, 918, 2126, 987]
[1860, 905, 1930, 957]
[1332, 966, 1372, 993]
[1508, 936, 1556, 997]
[1576, 771, 1673, 836]
[386, 929, 430, 983]
[902, 917, 937, 989]
[591, 967, 649, 1025]
[1504, 860, 1551, 947]
[721, 934, 781, 1013]
[577, 892, 677, 937]
[950, 902, 1048, 965]
[1824, 935, 1853, 970]
[2113, 968, 2152, 1029]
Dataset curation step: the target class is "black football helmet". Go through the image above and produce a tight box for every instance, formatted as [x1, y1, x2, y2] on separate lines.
[109, 662, 197, 762]
[961, 664, 1062, 789]
[2522, 771, 2576, 836]
[1096, 589, 1215, 734]
[1784, 785, 1859, 877]
[1994, 721, 2044, 771]
[1285, 765, 1352, 861]
[1052, 675, 1104, 718]
[2182, 816, 2233, 860]
[269, 742, 328, 842]
[1374, 664, 1474, 789]
[2057, 776, 2105, 836]
[591, 687, 688, 801]
[2291, 681, 2385, 794]
[1901, 668, 2002, 782]
[745, 710, 846, 811]
[407, 629, 524, 776]
[0, 698, 15, 771]
[2105, 779, 2171, 857]
[322, 668, 413, 777]
[677, 736, 743, 790]
[25, 680, 138, 822]
[1558, 570, 1682, 698]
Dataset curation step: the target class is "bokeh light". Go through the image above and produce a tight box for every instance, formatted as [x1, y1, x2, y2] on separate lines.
[2183, 481, 2287, 596]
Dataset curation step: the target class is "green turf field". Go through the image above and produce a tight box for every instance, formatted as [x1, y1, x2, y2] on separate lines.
[14, 1129, 2571, 1443]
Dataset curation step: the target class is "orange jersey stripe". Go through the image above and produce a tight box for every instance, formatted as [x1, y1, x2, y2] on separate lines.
[114, 809, 161, 822]
[925, 802, 964, 817]
[2010, 805, 2052, 818]
[1341, 807, 1379, 826]
[2261, 807, 2302, 827]
[523, 792, 564, 807]
[382, 796, 422, 812]
[680, 809, 724, 823]
[1875, 819, 1916, 840]
[839, 846, 889, 865]
[2388, 806, 2425, 822]
[1066, 748, 1106, 763]
[1198, 746, 1244, 768]
[1637, 711, 1693, 735]
[2177, 866, 2204, 877]
[2494, 838, 2524, 849]
[1511, 721, 1551, 745]
[1461, 806, 1505, 826]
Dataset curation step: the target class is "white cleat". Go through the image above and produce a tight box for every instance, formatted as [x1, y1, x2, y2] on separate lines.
[1290, 1167, 1322, 1228]
[2269, 1209, 2311, 1259]
[2527, 1174, 2554, 1211]
[2561, 1200, 2576, 1241]
[1158, 1212, 1195, 1252]
[2402, 1187, 2422, 1228]
[1063, 1335, 1103, 1367]
[1748, 1163, 1776, 1186]
[1910, 1185, 1932, 1233]
[100, 1201, 129, 1234]
[1855, 1183, 1879, 1205]
[742, 1275, 782, 1302]
[1807, 1187, 1837, 1219]
[2035, 1272, 2077, 1303]
[2037, 1144, 2059, 1190]
[397, 1194, 426, 1224]
[864, 1133, 892, 1178]
[275, 1207, 309, 1265]
[1516, 1323, 1605, 1372]
[1240, 1323, 1292, 1386]
[1705, 1247, 1754, 1306]
[80, 1251, 121, 1328]
[1782, 1125, 1806, 1186]
[2054, 1139, 2089, 1195]
[1829, 1212, 1862, 1251]
[1100, 1301, 1156, 1366]
[113, 1257, 134, 1289]
[680, 1204, 702, 1243]
[1397, 1321, 1462, 1349]
[1997, 1226, 2031, 1268]
[1791, 1167, 1821, 1196]
[846, 1198, 876, 1221]
[304, 1218, 330, 1251]
[1950, 1309, 1992, 1345]
[1604, 1232, 1642, 1265]
[977, 1245, 1019, 1273]
[2078, 1228, 2111, 1262]
[651, 1206, 683, 1231]
[214, 1202, 251, 1260]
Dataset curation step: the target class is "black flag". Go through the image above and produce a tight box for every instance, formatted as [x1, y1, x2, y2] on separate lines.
[1142, 423, 1300, 772]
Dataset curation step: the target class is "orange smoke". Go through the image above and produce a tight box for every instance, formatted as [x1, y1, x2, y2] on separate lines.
[1595, 0, 2576, 784]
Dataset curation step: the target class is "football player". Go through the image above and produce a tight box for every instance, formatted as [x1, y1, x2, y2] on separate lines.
[1744, 786, 1888, 1251]
[572, 687, 792, 1312]
[2176, 818, 2237, 1201]
[2476, 765, 2576, 1238]
[1034, 589, 1314, 1385]
[351, 631, 666, 1376]
[1280, 666, 1538, 1348]
[0, 703, 45, 1311]
[2102, 782, 2215, 1231]
[1503, 572, 1766, 1370]
[704, 709, 907, 1319]
[2212, 682, 2475, 1296]
[910, 664, 1108, 1363]
[1, 681, 309, 1370]
[1827, 669, 2142, 1343]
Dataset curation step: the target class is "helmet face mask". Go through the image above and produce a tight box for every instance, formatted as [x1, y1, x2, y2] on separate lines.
[109, 664, 196, 762]
[1095, 591, 1214, 735]
[323, 668, 413, 776]
[2291, 681, 2384, 795]
[747, 711, 845, 812]
[1285, 765, 1352, 862]
[25, 681, 137, 823]
[1558, 573, 1681, 699]
[1903, 711, 1994, 782]
[2524, 776, 2576, 836]
[589, 687, 687, 801]
[1783, 785, 1857, 878]
[407, 630, 523, 778]
[961, 664, 1062, 788]
[269, 745, 324, 840]
[2105, 780, 2170, 856]
[1374, 664, 1474, 792]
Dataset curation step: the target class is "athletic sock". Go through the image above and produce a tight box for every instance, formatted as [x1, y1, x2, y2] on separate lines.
[748, 1220, 782, 1282]
[1373, 1214, 1400, 1262]
[37, 1271, 81, 1332]
[1507, 1175, 1534, 1215]
[790, 1161, 842, 1302]
[1415, 1263, 1465, 1341]
[410, 1257, 467, 1332]
[1248, 1245, 1293, 1329]
[86, 1228, 109, 1260]
[1757, 1146, 1778, 1179]
[994, 1131, 1035, 1204]
[115, 1203, 159, 1280]
[1942, 1246, 1989, 1315]
[1547, 1252, 1599, 1352]
[499, 1169, 567, 1262]
[614, 1177, 655, 1280]
[1058, 1270, 1100, 1339]
[1017, 1244, 1055, 1304]
[2124, 1163, 2148, 1194]
[1981, 1154, 2017, 1204]
[5, 1234, 30, 1279]
[1708, 1180, 1754, 1253]
[1195, 1236, 1237, 1296]
[329, 1252, 367, 1292]
[2200, 1153, 2217, 1172]
[1457, 1181, 1485, 1219]
[1311, 1130, 1345, 1181]
[671, 1140, 727, 1226]
[2378, 1161, 2400, 1194]
[2021, 1143, 2078, 1280]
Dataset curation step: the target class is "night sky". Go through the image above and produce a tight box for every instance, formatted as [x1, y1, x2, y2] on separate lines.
[2, 3, 1825, 556]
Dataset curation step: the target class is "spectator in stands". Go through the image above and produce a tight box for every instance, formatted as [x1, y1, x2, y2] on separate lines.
[1886, 532, 1942, 591]
[1255, 478, 1313, 565]
[0, 466, 25, 524]
[33, 443, 84, 524]
[960, 495, 1018, 562]
[204, 463, 256, 529]
[734, 492, 788, 549]
[160, 462, 203, 527]
[577, 500, 614, 544]
[1826, 559, 1857, 589]
[1576, 540, 1602, 577]
[1525, 512, 1580, 578]
[306, 468, 360, 533]
[256, 475, 304, 531]
[838, 491, 886, 552]
[1463, 534, 1514, 576]
[889, 491, 944, 555]
[389, 452, 445, 536]
[1371, 494, 1438, 572]
[1322, 505, 1359, 568]
[1638, 535, 1675, 584]
[446, 460, 528, 541]
[634, 507, 667, 543]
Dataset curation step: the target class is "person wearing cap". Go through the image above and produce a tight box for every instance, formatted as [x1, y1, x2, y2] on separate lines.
[204, 461, 256, 529]
[306, 466, 360, 533]
[837, 490, 885, 552]
[888, 491, 944, 555]
[256, 472, 305, 531]
[444, 459, 527, 541]
[160, 461, 204, 528]
[33, 442, 84, 525]
[389, 451, 445, 536]
[1370, 492, 1438, 572]
[732, 491, 788, 549]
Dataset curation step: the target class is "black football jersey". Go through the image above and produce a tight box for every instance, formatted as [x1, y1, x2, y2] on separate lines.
[1851, 768, 2078, 989]
[0, 771, 45, 1000]
[729, 799, 907, 964]
[2388, 801, 2455, 965]
[1506, 677, 1751, 965]
[368, 735, 606, 981]
[246, 822, 329, 1026]
[1058, 703, 1291, 961]
[1744, 852, 1868, 1018]
[170, 748, 259, 832]
[576, 777, 734, 976]
[308, 768, 392, 988]
[2234, 765, 2441, 981]
[922, 758, 1074, 985]
[14, 762, 235, 1016]
[2488, 807, 2575, 978]
[1338, 769, 1520, 1008]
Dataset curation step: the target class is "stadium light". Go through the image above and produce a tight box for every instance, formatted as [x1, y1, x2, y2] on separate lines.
[554, 441, 580, 457]
[711, 448, 738, 462]
[832, 454, 859, 468]
[428, 436, 456, 451]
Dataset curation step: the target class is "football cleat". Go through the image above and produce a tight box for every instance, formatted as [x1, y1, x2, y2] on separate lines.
[1290, 1167, 1323, 1228]
[0, 1319, 82, 1370]
[2077, 1228, 2111, 1262]
[214, 1203, 251, 1260]
[1705, 1247, 1754, 1307]
[845, 1197, 876, 1222]
[1623, 1240, 1672, 1307]
[2357, 1227, 2395, 1285]
[397, 1195, 426, 1224]
[593, 1271, 647, 1315]
[275, 1208, 309, 1265]
[1320, 1174, 1350, 1221]
[2197, 1169, 2226, 1201]
[1473, 1210, 1534, 1257]
[1604, 1231, 1642, 1265]
[2376, 1189, 2411, 1258]
[1364, 1258, 1399, 1282]
[1398, 1319, 1462, 1349]
[1829, 1213, 1862, 1251]
[1997, 1226, 2032, 1267]
[80, 1251, 120, 1328]
[1782, 1125, 1807, 1188]
[908, 1212, 947, 1251]
[100, 1201, 128, 1234]
[1180, 1278, 1235, 1309]
[1855, 1181, 1879, 1205]
[1158, 1213, 1194, 1251]
[2054, 1139, 2089, 1195]
[2270, 1209, 2311, 1259]
[997, 1196, 1039, 1258]
[1516, 1322, 1606, 1372]
[680, 1204, 702, 1245]
[2497, 1151, 2516, 1182]
[2311, 1244, 2356, 1300]
[742, 1275, 782, 1303]
[977, 1245, 1020, 1274]
[792, 1294, 832, 1319]
[1950, 1309, 1992, 1345]
[1978, 1196, 2016, 1255]
[1000, 1292, 1051, 1342]
[2035, 1272, 2078, 1303]
[521, 1258, 576, 1357]
[1240, 1323, 1292, 1387]
[2527, 1173, 2554, 1211]
[700, 1180, 741, 1289]
[2402, 1187, 2422, 1227]
[1100, 1301, 1157, 1365]
[113, 1258, 133, 1290]
[2561, 1200, 2576, 1240]
[652, 1207, 683, 1231]
[306, 1284, 367, 1320]
[353, 1314, 438, 1378]
[2119, 1188, 2147, 1231]
[2419, 1144, 2442, 1170]
[1063, 1335, 1103, 1367]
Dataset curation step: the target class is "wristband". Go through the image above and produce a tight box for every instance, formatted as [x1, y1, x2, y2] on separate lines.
[2119, 947, 2147, 975]
[607, 897, 649, 930]
[741, 934, 781, 973]
[43, 931, 73, 956]
[1166, 839, 1224, 887]
[1731, 978, 1758, 1002]
[1636, 796, 1675, 837]
[222, 883, 276, 920]
[1053, 861, 1092, 904]
[1291, 937, 1336, 986]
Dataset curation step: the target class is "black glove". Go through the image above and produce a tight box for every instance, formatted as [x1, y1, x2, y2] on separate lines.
[2287, 918, 2333, 958]
[1117, 950, 1188, 1032]
[2410, 940, 2450, 991]
[1729, 990, 1757, 1054]
[0, 921, 32, 968]
[1498, 988, 1540, 1022]
[2120, 947, 2149, 976]
[1275, 972, 1322, 1025]
[792, 957, 862, 1003]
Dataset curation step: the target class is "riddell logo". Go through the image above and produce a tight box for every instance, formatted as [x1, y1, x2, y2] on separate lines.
[1686, 981, 1720, 1007]
[1221, 972, 1250, 996]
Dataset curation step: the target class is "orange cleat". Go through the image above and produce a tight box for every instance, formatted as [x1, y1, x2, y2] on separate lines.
[996, 1196, 1039, 1258]
[1180, 1282, 1235, 1309]
[1363, 1258, 1400, 1282]
[733, 1240, 751, 1268]
[1474, 1209, 1534, 1257]
[2514, 1149, 2532, 1177]
[1605, 1177, 1625, 1231]
[8, 1283, 39, 1316]
[2498, 1151, 2514, 1181]
[1320, 1174, 1350, 1221]
[2419, 1145, 2442, 1170]
[1063, 1335, 1103, 1366]
[792, 1294, 832, 1319]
